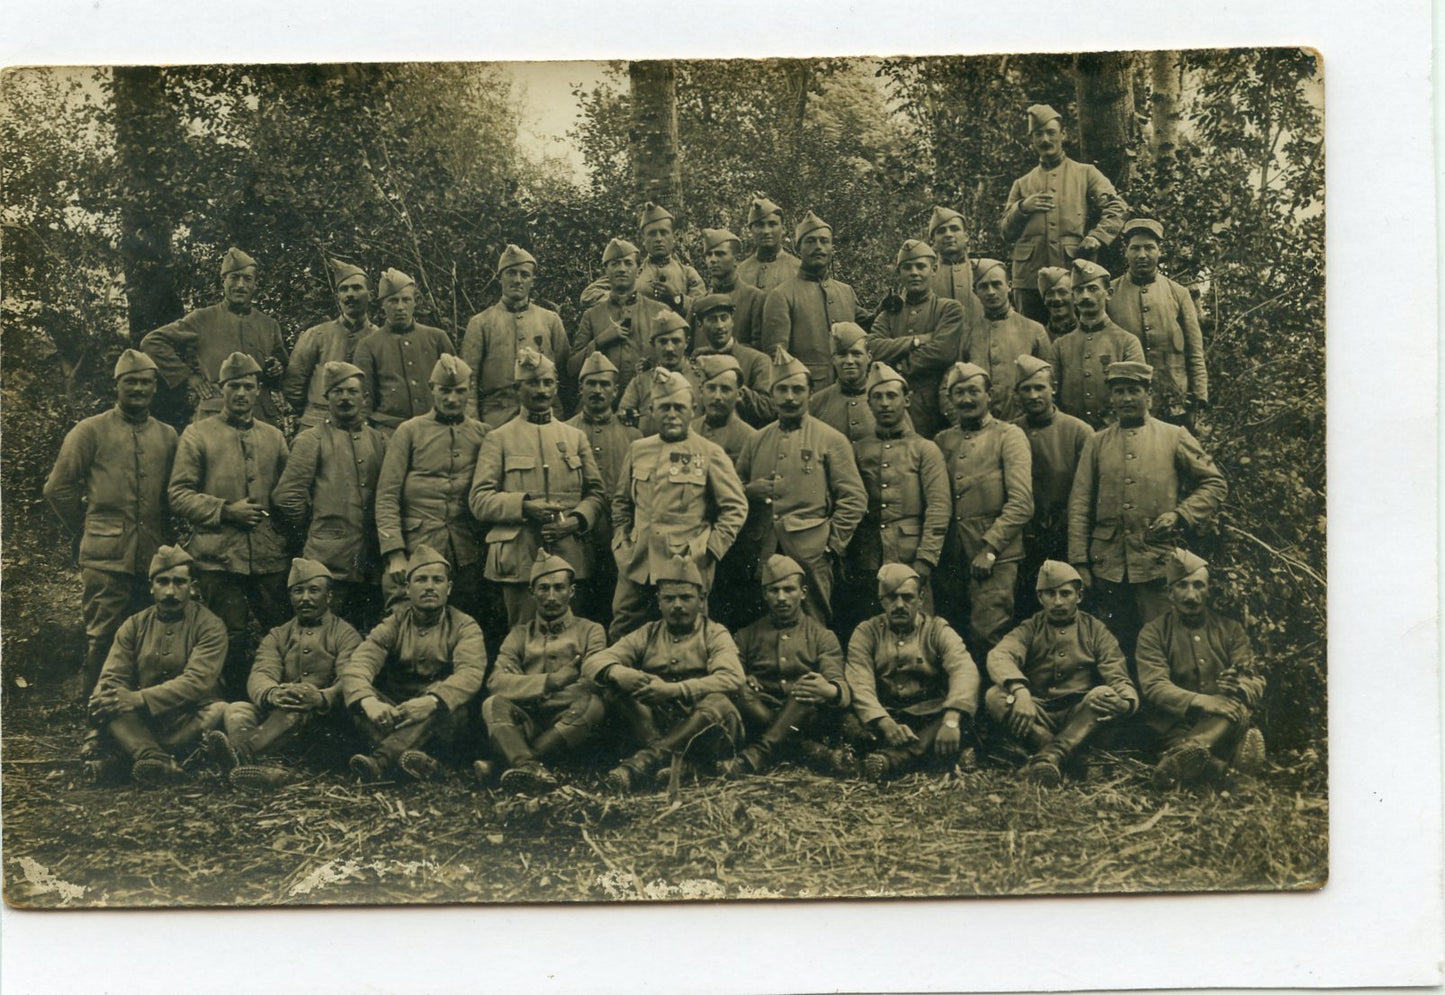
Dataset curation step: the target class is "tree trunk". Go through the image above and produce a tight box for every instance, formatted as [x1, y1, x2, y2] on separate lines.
[111, 67, 184, 340]
[628, 61, 681, 211]
[1148, 50, 1183, 161]
[1073, 52, 1136, 190]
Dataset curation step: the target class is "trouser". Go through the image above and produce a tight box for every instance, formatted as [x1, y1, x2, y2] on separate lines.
[983, 689, 1105, 764]
[607, 689, 743, 775]
[500, 583, 537, 629]
[223, 701, 320, 762]
[732, 685, 839, 767]
[1089, 576, 1171, 664]
[609, 557, 719, 642]
[936, 555, 1017, 659]
[575, 543, 618, 631]
[842, 710, 956, 775]
[194, 570, 291, 699]
[1013, 287, 1048, 324]
[353, 691, 473, 767]
[80, 569, 150, 694]
[103, 702, 226, 762]
[1153, 710, 1252, 760]
[329, 580, 384, 636]
[481, 684, 606, 768]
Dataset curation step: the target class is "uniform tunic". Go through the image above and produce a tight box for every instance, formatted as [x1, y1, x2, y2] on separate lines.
[1108, 274, 1209, 416]
[760, 272, 860, 390]
[460, 302, 570, 427]
[737, 249, 801, 294]
[691, 339, 775, 426]
[339, 603, 488, 713]
[273, 419, 388, 581]
[962, 311, 1055, 421]
[487, 611, 607, 703]
[845, 614, 979, 723]
[690, 412, 757, 467]
[373, 412, 488, 569]
[619, 360, 706, 437]
[569, 291, 669, 393]
[688, 279, 766, 349]
[248, 612, 361, 712]
[1053, 318, 1145, 427]
[282, 315, 378, 429]
[1012, 409, 1095, 542]
[95, 601, 226, 716]
[1135, 609, 1263, 732]
[929, 258, 987, 324]
[734, 614, 848, 704]
[852, 426, 951, 573]
[352, 322, 457, 431]
[141, 303, 290, 424]
[808, 382, 876, 444]
[987, 611, 1136, 709]
[1000, 155, 1127, 291]
[582, 616, 744, 701]
[638, 257, 706, 307]
[935, 416, 1033, 562]
[867, 291, 966, 435]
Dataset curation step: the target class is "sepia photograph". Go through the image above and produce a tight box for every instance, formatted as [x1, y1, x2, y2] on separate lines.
[2, 47, 1327, 912]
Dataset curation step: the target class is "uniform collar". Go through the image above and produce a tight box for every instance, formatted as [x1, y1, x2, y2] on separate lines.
[525, 410, 553, 425]
[799, 268, 828, 283]
[984, 304, 1012, 321]
[875, 422, 910, 440]
[904, 289, 932, 306]
[339, 313, 369, 332]
[432, 410, 464, 426]
[225, 301, 253, 317]
[957, 413, 993, 432]
[223, 411, 255, 430]
[533, 611, 574, 636]
[582, 409, 614, 426]
[610, 290, 638, 307]
[1024, 405, 1056, 428]
[503, 298, 531, 314]
[114, 405, 151, 426]
[1078, 316, 1109, 334]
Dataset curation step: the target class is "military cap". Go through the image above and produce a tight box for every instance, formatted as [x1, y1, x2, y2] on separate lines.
[830, 322, 868, 353]
[895, 239, 937, 267]
[1035, 559, 1083, 591]
[692, 293, 735, 318]
[113, 348, 158, 379]
[876, 562, 920, 596]
[747, 194, 784, 224]
[1104, 360, 1154, 386]
[865, 361, 907, 394]
[329, 257, 366, 285]
[602, 238, 640, 264]
[771, 345, 809, 386]
[696, 352, 743, 385]
[221, 247, 258, 276]
[927, 206, 964, 237]
[759, 554, 805, 587]
[794, 210, 830, 244]
[287, 557, 333, 588]
[149, 544, 194, 579]
[406, 543, 451, 578]
[514, 347, 557, 381]
[497, 243, 537, 274]
[377, 267, 415, 300]
[1164, 548, 1210, 585]
[1015, 354, 1054, 387]
[945, 360, 990, 389]
[701, 228, 742, 252]
[1071, 258, 1111, 288]
[650, 309, 691, 341]
[577, 352, 619, 381]
[655, 554, 705, 589]
[529, 550, 575, 585]
[1027, 103, 1062, 132]
[1122, 217, 1165, 243]
[218, 351, 262, 384]
[323, 361, 366, 393]
[637, 202, 675, 231]
[973, 258, 1007, 285]
[431, 353, 472, 387]
[650, 367, 694, 404]
[1037, 266, 1071, 295]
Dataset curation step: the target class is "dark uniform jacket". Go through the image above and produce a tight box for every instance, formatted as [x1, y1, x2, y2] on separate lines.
[1000, 156, 1127, 290]
[249, 612, 362, 712]
[141, 303, 289, 424]
[1053, 318, 1145, 428]
[375, 412, 489, 569]
[1136, 609, 1264, 731]
[852, 425, 951, 572]
[929, 258, 987, 323]
[867, 291, 966, 435]
[274, 419, 388, 581]
[760, 273, 860, 390]
[582, 615, 744, 702]
[735, 613, 849, 706]
[95, 601, 226, 716]
[845, 614, 979, 723]
[460, 302, 570, 427]
[1108, 274, 1209, 415]
[935, 415, 1033, 561]
[283, 315, 378, 429]
[487, 611, 607, 703]
[352, 323, 457, 431]
[564, 411, 641, 552]
[339, 603, 488, 713]
[987, 610, 1137, 710]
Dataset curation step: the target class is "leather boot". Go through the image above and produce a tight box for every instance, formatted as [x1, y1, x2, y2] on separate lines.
[1025, 707, 1100, 785]
[653, 710, 718, 758]
[531, 727, 568, 759]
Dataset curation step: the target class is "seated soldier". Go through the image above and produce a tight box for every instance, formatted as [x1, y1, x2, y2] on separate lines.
[581, 555, 745, 793]
[204, 558, 362, 790]
[985, 560, 1138, 785]
[1137, 549, 1267, 789]
[86, 545, 227, 786]
[721, 555, 851, 777]
[844, 564, 979, 782]
[479, 552, 608, 794]
[339, 544, 488, 783]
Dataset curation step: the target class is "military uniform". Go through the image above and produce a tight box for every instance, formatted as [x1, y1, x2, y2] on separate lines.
[1012, 402, 1094, 619]
[689, 277, 766, 350]
[569, 290, 669, 394]
[1053, 317, 1146, 428]
[691, 340, 774, 427]
[565, 396, 642, 624]
[1108, 274, 1208, 424]
[352, 321, 457, 432]
[1137, 607, 1263, 750]
[690, 411, 757, 466]
[619, 359, 705, 437]
[141, 307, 290, 426]
[867, 289, 967, 437]
[808, 381, 876, 444]
[959, 310, 1054, 422]
[283, 315, 378, 430]
[460, 301, 570, 428]
[760, 272, 859, 391]
[737, 249, 801, 295]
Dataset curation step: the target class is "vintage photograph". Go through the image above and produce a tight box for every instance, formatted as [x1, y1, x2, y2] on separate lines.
[1, 49, 1326, 908]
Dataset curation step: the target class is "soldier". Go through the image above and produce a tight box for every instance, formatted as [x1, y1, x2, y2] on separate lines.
[480, 552, 608, 794]
[461, 244, 570, 428]
[689, 229, 766, 349]
[168, 352, 291, 698]
[86, 546, 227, 786]
[569, 238, 665, 394]
[925, 206, 985, 325]
[45, 349, 177, 697]
[807, 322, 877, 445]
[1107, 218, 1209, 428]
[737, 193, 801, 293]
[735, 347, 868, 623]
[610, 368, 748, 640]
[564, 352, 641, 623]
[721, 554, 851, 777]
[1053, 258, 1145, 429]
[760, 210, 860, 391]
[352, 267, 457, 432]
[845, 564, 979, 782]
[865, 239, 966, 436]
[205, 558, 361, 790]
[1068, 361, 1228, 660]
[273, 361, 388, 631]
[618, 311, 704, 436]
[283, 258, 378, 431]
[690, 354, 758, 466]
[374, 355, 489, 624]
[635, 202, 706, 312]
[140, 247, 289, 426]
[1037, 266, 1076, 343]
[470, 348, 607, 626]
[985, 560, 1138, 785]
[582, 555, 746, 793]
[958, 259, 1054, 422]
[690, 293, 773, 426]
[1001, 104, 1127, 323]
[340, 544, 488, 783]
[934, 362, 1034, 657]
[1138, 549, 1267, 788]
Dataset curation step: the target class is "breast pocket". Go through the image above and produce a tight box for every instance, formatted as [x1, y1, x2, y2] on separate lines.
[504, 455, 536, 480]
[80, 513, 127, 562]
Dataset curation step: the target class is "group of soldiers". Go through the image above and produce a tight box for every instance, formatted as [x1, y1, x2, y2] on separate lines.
[44, 102, 1264, 797]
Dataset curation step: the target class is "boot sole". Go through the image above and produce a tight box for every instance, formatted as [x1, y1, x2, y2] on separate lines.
[1153, 743, 1213, 789]
[131, 758, 182, 786]
[1231, 727, 1267, 774]
[204, 729, 240, 772]
[398, 751, 441, 781]
[500, 766, 557, 795]
[230, 765, 292, 791]
[1024, 759, 1064, 787]
[349, 754, 384, 783]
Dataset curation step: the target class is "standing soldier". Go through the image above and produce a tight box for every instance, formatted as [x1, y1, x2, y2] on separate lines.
[760, 211, 860, 391]
[1037, 266, 1076, 344]
[618, 311, 705, 436]
[610, 368, 748, 640]
[569, 238, 663, 394]
[735, 347, 868, 623]
[1053, 258, 1145, 429]
[45, 349, 177, 697]
[690, 293, 773, 426]
[141, 247, 289, 427]
[1068, 362, 1228, 660]
[373, 355, 490, 625]
[1107, 218, 1209, 428]
[273, 361, 388, 631]
[283, 258, 378, 431]
[461, 244, 570, 429]
[808, 323, 877, 445]
[470, 348, 607, 626]
[636, 202, 706, 313]
[168, 352, 291, 698]
[690, 229, 766, 349]
[926, 206, 985, 325]
[352, 267, 456, 433]
[737, 193, 801, 293]
[1000, 104, 1127, 323]
[690, 354, 759, 466]
[935, 362, 1034, 658]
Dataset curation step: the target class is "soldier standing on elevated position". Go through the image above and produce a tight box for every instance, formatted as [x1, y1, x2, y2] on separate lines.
[635, 202, 706, 313]
[689, 293, 774, 426]
[808, 322, 877, 444]
[618, 310, 705, 436]
[284, 258, 378, 431]
[1053, 258, 1145, 429]
[690, 230, 766, 350]
[569, 238, 662, 394]
[352, 268, 457, 433]
[760, 211, 860, 391]
[1036, 266, 1076, 344]
[926, 206, 986, 326]
[737, 194, 801, 293]
[1001, 104, 1127, 323]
